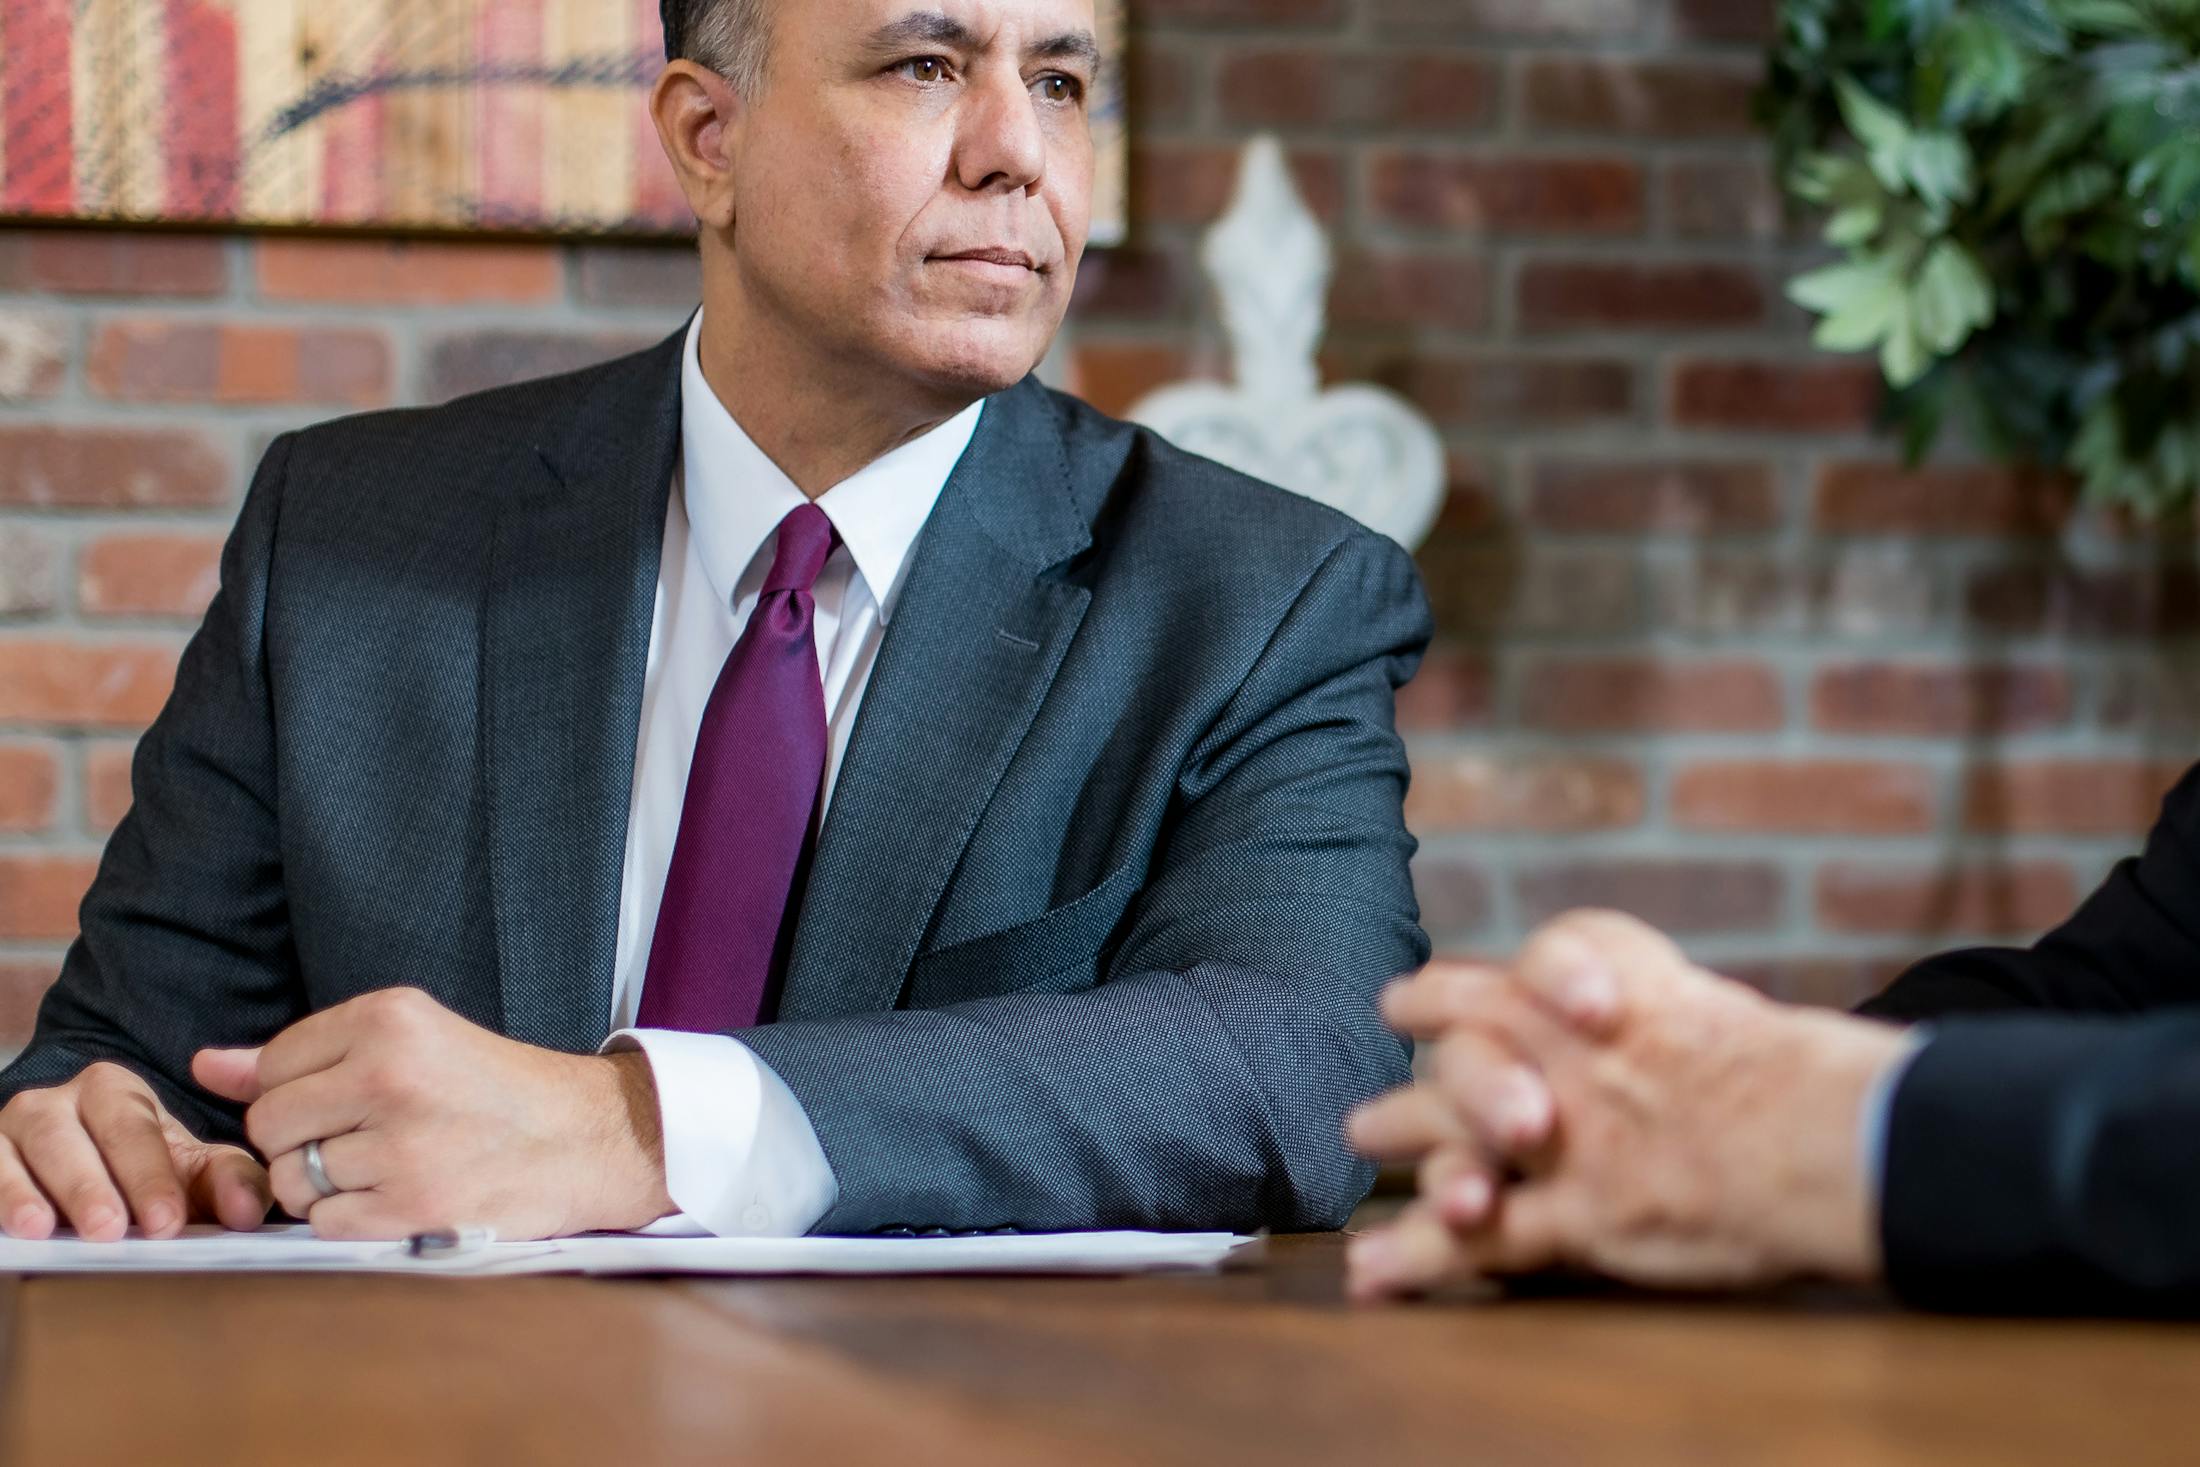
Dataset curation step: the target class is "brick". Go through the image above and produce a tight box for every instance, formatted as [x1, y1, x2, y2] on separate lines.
[1816, 861, 2080, 937]
[1127, 46, 1197, 130]
[1672, 760, 1937, 834]
[1367, 152, 1644, 235]
[1133, 0, 1342, 21]
[1521, 657, 1782, 732]
[1965, 562, 2200, 638]
[1374, 354, 1636, 428]
[0, 311, 66, 400]
[1652, 547, 1944, 638]
[84, 740, 136, 833]
[1070, 248, 1190, 320]
[1371, 0, 1650, 38]
[424, 330, 660, 402]
[257, 238, 562, 305]
[1420, 547, 1640, 636]
[1668, 358, 1881, 433]
[89, 321, 391, 406]
[1395, 650, 1493, 731]
[78, 533, 225, 619]
[1217, 51, 1497, 130]
[1328, 250, 1491, 333]
[1432, 452, 1505, 537]
[571, 244, 704, 308]
[2100, 656, 2200, 735]
[1527, 457, 1777, 533]
[0, 529, 59, 615]
[0, 640, 177, 726]
[1963, 761, 2188, 837]
[1411, 852, 1494, 935]
[1405, 752, 1644, 832]
[19, 231, 227, 296]
[1066, 341, 1196, 418]
[1810, 663, 2071, 737]
[1665, 154, 1790, 241]
[1131, 143, 1346, 226]
[1724, 955, 1907, 1008]
[1814, 461, 2077, 535]
[1519, 57, 1762, 137]
[1517, 260, 1766, 332]
[0, 855, 98, 942]
[0, 427, 231, 510]
[1514, 859, 1783, 932]
[1672, 0, 1777, 43]
[0, 960, 58, 1047]
[0, 743, 59, 832]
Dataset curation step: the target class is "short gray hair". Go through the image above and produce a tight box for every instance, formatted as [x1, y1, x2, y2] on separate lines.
[661, 0, 772, 96]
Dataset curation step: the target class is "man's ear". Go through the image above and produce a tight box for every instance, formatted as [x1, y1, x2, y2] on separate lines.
[649, 60, 744, 231]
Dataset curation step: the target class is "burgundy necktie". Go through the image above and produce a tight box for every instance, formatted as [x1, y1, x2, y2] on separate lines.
[639, 503, 839, 1033]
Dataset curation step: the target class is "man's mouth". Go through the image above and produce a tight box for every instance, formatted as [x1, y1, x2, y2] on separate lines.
[932, 247, 1042, 272]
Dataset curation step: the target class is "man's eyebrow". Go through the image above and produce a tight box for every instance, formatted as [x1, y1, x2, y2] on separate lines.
[862, 12, 1101, 70]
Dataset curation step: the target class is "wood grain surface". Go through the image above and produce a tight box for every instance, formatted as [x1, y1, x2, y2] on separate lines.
[2, 1233, 2196, 1467]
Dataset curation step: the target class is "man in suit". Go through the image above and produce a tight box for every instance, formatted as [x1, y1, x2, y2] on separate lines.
[0, 0, 1429, 1243]
[1345, 765, 2200, 1313]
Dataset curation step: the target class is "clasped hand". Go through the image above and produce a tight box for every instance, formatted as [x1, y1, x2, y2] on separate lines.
[1344, 910, 1909, 1300]
[0, 989, 672, 1241]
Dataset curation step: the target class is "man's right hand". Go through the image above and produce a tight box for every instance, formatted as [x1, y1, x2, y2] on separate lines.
[0, 1062, 271, 1240]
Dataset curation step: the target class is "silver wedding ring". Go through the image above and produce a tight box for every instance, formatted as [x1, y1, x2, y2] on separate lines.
[301, 1137, 342, 1201]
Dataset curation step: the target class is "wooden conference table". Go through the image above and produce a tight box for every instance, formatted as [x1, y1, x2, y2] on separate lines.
[0, 1226, 2194, 1466]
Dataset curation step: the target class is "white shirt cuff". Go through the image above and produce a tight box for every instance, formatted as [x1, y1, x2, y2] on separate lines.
[1858, 1026, 1933, 1213]
[601, 1028, 839, 1238]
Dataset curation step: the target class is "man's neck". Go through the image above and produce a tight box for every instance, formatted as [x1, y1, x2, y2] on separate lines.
[695, 287, 971, 500]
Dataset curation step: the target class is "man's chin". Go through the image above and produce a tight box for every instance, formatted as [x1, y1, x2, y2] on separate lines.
[897, 325, 1055, 403]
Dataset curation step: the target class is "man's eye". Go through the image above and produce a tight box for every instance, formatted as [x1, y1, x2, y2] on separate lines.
[1035, 74, 1084, 104]
[899, 57, 950, 83]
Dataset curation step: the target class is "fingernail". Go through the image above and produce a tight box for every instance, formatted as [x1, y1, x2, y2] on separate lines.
[143, 1203, 178, 1234]
[1442, 1175, 1492, 1222]
[1502, 1071, 1552, 1145]
[1560, 961, 1618, 1026]
[82, 1207, 120, 1238]
[9, 1206, 46, 1237]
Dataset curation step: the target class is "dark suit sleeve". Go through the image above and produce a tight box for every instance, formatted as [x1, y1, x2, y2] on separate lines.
[1881, 1012, 2200, 1314]
[1860, 763, 2200, 1022]
[740, 530, 1431, 1234]
[0, 435, 307, 1143]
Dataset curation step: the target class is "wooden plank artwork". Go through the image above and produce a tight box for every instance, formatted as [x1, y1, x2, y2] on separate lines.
[0, 0, 1128, 241]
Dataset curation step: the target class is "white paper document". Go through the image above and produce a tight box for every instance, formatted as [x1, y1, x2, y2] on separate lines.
[0, 1225, 1255, 1278]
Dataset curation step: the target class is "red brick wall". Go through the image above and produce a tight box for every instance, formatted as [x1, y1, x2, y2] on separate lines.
[1, 0, 2194, 1043]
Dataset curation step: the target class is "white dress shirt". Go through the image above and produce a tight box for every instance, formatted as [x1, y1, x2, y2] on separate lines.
[600, 312, 984, 1237]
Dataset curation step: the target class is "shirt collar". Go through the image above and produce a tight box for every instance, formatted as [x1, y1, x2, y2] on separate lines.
[678, 311, 983, 624]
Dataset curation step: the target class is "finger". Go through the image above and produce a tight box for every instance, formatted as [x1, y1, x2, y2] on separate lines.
[182, 1145, 273, 1232]
[1377, 962, 1510, 1041]
[1346, 1085, 1470, 1163]
[243, 1070, 373, 1161]
[15, 1105, 128, 1241]
[79, 1086, 190, 1237]
[1427, 1030, 1555, 1157]
[0, 1139, 55, 1239]
[305, 1190, 419, 1243]
[1514, 910, 1690, 1037]
[1347, 1204, 1478, 1301]
[252, 987, 449, 1096]
[267, 1133, 377, 1222]
[1415, 1146, 1497, 1228]
[190, 1047, 265, 1105]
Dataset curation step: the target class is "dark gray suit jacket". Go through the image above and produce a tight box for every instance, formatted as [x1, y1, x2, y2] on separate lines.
[0, 326, 1432, 1234]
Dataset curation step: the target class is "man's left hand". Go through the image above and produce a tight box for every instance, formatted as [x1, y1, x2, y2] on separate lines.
[191, 988, 675, 1240]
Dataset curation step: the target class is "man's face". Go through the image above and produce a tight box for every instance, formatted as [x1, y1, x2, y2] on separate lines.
[723, 0, 1097, 400]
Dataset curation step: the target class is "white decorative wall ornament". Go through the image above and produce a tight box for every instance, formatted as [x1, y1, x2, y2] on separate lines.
[1127, 135, 1446, 550]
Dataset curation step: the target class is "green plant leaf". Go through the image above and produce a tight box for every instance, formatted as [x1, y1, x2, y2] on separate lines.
[1912, 238, 1997, 351]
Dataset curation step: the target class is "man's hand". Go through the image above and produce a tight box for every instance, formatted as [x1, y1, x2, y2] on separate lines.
[0, 1062, 271, 1240]
[1344, 910, 1911, 1300]
[190, 988, 675, 1241]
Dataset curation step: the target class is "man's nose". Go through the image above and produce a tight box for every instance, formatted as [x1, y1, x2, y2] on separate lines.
[953, 71, 1047, 196]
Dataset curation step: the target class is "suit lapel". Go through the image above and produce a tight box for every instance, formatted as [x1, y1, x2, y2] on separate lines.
[484, 330, 684, 1052]
[777, 378, 1095, 1022]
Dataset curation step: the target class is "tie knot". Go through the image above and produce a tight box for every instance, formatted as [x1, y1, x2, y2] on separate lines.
[762, 503, 839, 596]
